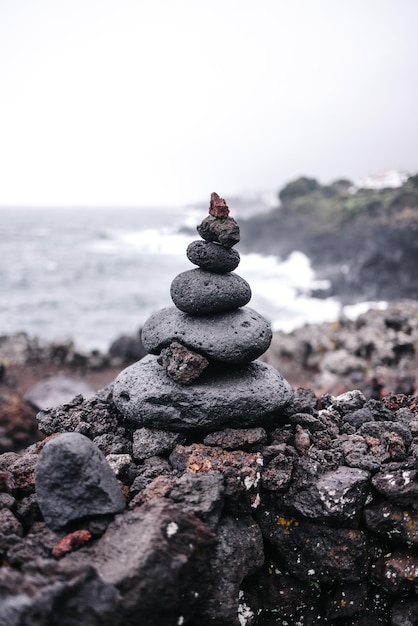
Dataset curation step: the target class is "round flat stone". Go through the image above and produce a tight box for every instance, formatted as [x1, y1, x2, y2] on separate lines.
[187, 240, 240, 273]
[142, 306, 272, 365]
[35, 432, 126, 530]
[113, 355, 293, 433]
[170, 269, 251, 314]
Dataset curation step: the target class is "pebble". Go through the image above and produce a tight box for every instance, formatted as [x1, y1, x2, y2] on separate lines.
[197, 215, 240, 248]
[142, 306, 272, 365]
[112, 354, 293, 432]
[186, 240, 240, 273]
[170, 269, 251, 314]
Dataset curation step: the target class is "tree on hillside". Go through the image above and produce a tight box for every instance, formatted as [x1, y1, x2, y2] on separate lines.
[278, 176, 320, 204]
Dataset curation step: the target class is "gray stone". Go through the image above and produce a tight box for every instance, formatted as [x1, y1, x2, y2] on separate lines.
[170, 269, 251, 314]
[197, 215, 240, 247]
[35, 432, 126, 530]
[200, 515, 264, 624]
[132, 427, 186, 461]
[142, 306, 272, 365]
[168, 472, 225, 528]
[113, 355, 293, 433]
[187, 240, 240, 273]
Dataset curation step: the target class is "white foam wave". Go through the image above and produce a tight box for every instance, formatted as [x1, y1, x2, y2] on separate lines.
[87, 227, 193, 256]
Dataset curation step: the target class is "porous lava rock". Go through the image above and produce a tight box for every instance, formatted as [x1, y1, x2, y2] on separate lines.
[187, 240, 240, 273]
[170, 268, 251, 314]
[113, 354, 292, 432]
[141, 306, 272, 365]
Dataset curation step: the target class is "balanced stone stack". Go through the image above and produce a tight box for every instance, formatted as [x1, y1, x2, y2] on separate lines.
[113, 193, 293, 432]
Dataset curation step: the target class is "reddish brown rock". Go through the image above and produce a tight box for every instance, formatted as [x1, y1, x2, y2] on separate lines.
[53, 529, 93, 558]
[170, 443, 263, 512]
[157, 342, 209, 384]
[209, 192, 230, 218]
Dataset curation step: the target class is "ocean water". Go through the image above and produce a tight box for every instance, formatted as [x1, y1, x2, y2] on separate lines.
[0, 205, 376, 352]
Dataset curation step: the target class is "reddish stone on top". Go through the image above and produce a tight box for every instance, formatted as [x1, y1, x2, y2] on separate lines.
[209, 192, 229, 218]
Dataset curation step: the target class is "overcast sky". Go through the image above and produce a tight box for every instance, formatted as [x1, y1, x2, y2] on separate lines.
[1, 0, 417, 207]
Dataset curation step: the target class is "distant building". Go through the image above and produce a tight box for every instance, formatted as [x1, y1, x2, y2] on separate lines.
[355, 170, 409, 190]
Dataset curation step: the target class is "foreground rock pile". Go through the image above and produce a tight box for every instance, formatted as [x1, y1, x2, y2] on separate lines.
[1, 200, 418, 624]
[2, 386, 418, 624]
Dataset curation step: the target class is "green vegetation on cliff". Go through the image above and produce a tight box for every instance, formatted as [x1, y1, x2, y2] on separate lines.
[240, 172, 418, 303]
[277, 173, 418, 225]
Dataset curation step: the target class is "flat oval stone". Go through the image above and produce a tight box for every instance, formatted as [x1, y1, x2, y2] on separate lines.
[35, 432, 126, 530]
[142, 306, 272, 365]
[187, 240, 240, 273]
[113, 355, 293, 433]
[170, 269, 251, 314]
[197, 215, 240, 248]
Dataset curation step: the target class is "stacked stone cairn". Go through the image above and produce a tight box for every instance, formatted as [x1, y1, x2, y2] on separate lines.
[112, 192, 293, 432]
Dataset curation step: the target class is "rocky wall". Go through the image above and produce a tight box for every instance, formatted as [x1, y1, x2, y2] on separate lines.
[0, 385, 418, 625]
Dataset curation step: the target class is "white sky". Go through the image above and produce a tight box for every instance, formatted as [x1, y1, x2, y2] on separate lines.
[1, 0, 417, 207]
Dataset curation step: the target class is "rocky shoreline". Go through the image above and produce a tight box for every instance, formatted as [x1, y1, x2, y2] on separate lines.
[1, 197, 418, 624]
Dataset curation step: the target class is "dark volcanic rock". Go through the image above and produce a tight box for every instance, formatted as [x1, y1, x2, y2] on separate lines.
[0, 560, 121, 626]
[157, 341, 209, 384]
[259, 508, 369, 584]
[170, 268, 251, 314]
[113, 355, 293, 433]
[284, 465, 370, 524]
[62, 499, 215, 625]
[132, 427, 185, 461]
[197, 215, 240, 248]
[142, 306, 272, 365]
[187, 240, 240, 273]
[371, 467, 418, 509]
[35, 432, 125, 529]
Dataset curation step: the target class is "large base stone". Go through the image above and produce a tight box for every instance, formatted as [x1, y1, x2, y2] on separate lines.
[112, 355, 293, 433]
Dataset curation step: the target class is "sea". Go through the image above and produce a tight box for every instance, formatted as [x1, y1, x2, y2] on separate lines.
[0, 204, 382, 353]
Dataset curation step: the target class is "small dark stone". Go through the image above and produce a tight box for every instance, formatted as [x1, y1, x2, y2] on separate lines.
[197, 215, 240, 248]
[132, 427, 186, 461]
[170, 269, 251, 314]
[187, 240, 240, 273]
[343, 407, 375, 429]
